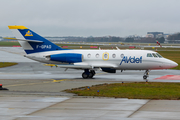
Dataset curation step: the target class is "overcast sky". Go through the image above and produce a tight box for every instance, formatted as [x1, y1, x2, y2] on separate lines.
[1, 0, 180, 37]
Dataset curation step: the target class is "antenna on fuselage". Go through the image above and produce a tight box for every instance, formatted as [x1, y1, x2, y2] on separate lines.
[116, 46, 120, 50]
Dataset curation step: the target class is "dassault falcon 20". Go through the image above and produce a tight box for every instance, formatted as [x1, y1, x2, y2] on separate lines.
[8, 26, 178, 79]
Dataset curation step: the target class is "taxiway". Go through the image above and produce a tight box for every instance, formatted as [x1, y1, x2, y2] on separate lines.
[1, 47, 180, 120]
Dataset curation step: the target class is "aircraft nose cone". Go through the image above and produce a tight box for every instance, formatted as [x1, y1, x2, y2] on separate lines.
[169, 61, 178, 68]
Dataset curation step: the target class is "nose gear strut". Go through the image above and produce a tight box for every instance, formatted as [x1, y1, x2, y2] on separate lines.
[143, 70, 149, 79]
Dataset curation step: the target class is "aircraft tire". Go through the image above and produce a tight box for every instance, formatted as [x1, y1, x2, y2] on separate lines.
[88, 72, 94, 78]
[82, 72, 89, 79]
[143, 75, 147, 79]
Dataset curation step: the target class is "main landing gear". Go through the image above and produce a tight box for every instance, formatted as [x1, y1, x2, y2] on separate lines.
[82, 69, 96, 79]
[143, 70, 149, 79]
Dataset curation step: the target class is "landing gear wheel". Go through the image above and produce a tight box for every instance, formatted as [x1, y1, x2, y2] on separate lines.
[88, 72, 94, 78]
[82, 69, 96, 79]
[143, 75, 147, 79]
[82, 72, 89, 79]
[90, 70, 96, 76]
[89, 70, 96, 78]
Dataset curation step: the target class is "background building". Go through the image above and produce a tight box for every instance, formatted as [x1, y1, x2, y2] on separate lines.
[147, 32, 164, 38]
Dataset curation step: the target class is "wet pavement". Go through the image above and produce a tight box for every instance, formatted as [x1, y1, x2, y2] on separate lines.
[1, 96, 180, 120]
[1, 47, 180, 120]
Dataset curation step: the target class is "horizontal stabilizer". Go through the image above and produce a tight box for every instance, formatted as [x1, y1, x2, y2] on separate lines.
[4, 37, 43, 43]
[16, 39, 43, 43]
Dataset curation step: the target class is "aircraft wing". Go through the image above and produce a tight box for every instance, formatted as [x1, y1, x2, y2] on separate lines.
[44, 64, 92, 69]
[57, 64, 92, 69]
[44, 63, 117, 69]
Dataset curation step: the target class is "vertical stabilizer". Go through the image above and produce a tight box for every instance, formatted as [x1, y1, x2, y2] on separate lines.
[8, 26, 63, 54]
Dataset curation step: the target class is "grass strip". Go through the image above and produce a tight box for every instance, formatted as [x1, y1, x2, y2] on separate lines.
[65, 82, 180, 100]
[0, 62, 18, 68]
[0, 41, 20, 46]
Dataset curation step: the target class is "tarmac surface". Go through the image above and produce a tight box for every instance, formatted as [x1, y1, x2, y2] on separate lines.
[1, 47, 180, 120]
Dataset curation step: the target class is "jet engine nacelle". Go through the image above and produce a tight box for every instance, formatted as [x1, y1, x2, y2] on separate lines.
[101, 68, 116, 73]
[49, 53, 83, 63]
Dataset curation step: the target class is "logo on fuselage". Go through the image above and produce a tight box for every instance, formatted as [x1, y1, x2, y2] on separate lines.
[102, 52, 109, 61]
[120, 56, 142, 65]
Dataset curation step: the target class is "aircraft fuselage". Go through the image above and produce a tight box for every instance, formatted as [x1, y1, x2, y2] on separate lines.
[25, 49, 177, 70]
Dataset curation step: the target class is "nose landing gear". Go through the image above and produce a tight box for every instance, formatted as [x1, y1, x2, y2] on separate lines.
[82, 69, 96, 79]
[143, 70, 149, 79]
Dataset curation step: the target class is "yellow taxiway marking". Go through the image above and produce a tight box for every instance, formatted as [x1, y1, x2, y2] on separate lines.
[3, 79, 69, 87]
[3, 73, 104, 87]
[51, 79, 69, 82]
[96, 72, 107, 75]
[3, 82, 51, 88]
[44, 64, 58, 67]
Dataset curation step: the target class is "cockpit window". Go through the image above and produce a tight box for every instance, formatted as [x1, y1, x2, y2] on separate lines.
[156, 53, 163, 58]
[147, 53, 153, 57]
[152, 53, 158, 57]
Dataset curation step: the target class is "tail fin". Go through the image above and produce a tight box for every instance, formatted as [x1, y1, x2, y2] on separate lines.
[8, 25, 63, 54]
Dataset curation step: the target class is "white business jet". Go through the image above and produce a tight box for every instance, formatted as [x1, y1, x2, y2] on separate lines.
[8, 26, 178, 79]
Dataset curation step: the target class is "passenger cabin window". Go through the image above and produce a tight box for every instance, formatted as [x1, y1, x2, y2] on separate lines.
[112, 54, 116, 58]
[96, 54, 99, 58]
[147, 53, 153, 57]
[152, 53, 158, 57]
[87, 54, 91, 58]
[156, 53, 163, 58]
[120, 54, 124, 58]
